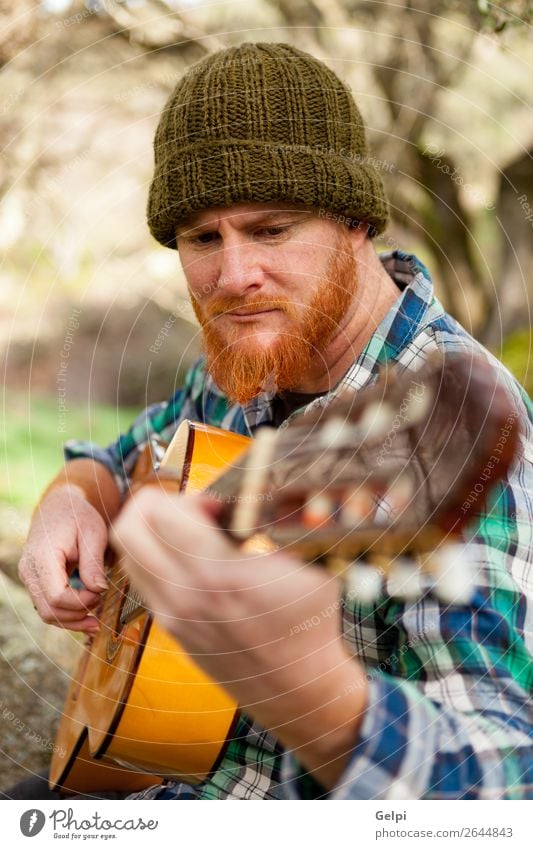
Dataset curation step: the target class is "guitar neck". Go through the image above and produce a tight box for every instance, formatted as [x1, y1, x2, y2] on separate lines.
[203, 352, 521, 562]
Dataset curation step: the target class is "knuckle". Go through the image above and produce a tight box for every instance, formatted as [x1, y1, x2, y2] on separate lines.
[19, 571, 41, 598]
[48, 592, 64, 608]
[83, 507, 106, 533]
[195, 566, 235, 599]
[134, 488, 157, 520]
[17, 550, 33, 576]
[41, 611, 56, 625]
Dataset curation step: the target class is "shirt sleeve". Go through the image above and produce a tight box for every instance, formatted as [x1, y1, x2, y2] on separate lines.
[281, 408, 533, 800]
[63, 358, 205, 499]
[282, 670, 533, 800]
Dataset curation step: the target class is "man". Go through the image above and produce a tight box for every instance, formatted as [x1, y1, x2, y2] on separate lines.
[16, 42, 533, 800]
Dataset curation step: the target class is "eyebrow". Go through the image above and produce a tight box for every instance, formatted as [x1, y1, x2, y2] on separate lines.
[175, 209, 311, 236]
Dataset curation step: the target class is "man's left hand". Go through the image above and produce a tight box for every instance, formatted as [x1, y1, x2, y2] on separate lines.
[109, 489, 368, 789]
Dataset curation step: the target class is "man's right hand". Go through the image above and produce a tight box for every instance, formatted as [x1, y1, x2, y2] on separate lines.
[18, 485, 110, 633]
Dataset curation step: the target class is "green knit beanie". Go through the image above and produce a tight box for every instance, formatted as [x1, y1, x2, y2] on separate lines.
[147, 42, 389, 249]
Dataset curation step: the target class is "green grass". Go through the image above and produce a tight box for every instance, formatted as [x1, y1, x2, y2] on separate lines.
[1, 392, 138, 511]
[2, 328, 531, 514]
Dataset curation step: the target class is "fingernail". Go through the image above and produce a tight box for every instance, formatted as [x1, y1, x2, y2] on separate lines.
[93, 576, 108, 590]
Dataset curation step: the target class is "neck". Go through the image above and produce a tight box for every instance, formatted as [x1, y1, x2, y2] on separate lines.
[289, 243, 401, 394]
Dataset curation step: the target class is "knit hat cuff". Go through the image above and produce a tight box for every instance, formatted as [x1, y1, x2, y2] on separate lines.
[147, 141, 389, 249]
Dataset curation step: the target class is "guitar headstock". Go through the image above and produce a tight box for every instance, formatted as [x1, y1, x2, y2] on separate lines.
[213, 352, 521, 603]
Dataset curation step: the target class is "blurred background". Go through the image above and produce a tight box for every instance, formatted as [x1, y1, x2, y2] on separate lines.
[0, 0, 531, 789]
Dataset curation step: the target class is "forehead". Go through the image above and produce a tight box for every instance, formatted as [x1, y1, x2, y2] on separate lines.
[176, 201, 314, 231]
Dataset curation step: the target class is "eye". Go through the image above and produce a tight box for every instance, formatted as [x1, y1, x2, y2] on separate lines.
[257, 225, 290, 238]
[177, 231, 218, 248]
[193, 231, 219, 245]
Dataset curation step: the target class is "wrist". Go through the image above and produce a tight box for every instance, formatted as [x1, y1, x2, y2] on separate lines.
[269, 647, 368, 791]
[39, 460, 121, 523]
[35, 482, 86, 515]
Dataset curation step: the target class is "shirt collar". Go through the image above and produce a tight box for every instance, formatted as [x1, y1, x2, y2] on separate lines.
[335, 249, 441, 396]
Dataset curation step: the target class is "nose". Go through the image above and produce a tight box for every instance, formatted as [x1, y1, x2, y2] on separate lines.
[216, 238, 264, 298]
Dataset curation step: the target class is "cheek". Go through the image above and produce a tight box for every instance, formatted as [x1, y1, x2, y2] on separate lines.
[190, 296, 203, 326]
[285, 242, 331, 277]
[278, 258, 332, 309]
[187, 275, 212, 306]
[181, 248, 219, 301]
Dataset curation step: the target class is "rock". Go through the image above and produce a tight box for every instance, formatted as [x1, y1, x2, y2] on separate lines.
[0, 571, 79, 791]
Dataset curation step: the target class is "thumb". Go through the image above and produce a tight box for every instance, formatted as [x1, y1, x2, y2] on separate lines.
[194, 492, 225, 523]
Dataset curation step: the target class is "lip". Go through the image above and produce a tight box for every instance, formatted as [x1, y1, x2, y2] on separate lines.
[224, 308, 279, 319]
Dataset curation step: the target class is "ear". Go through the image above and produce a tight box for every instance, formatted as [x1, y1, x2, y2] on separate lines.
[347, 220, 370, 251]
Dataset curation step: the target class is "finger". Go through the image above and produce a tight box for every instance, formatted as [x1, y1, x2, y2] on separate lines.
[24, 548, 104, 613]
[121, 549, 187, 637]
[53, 615, 100, 634]
[120, 551, 176, 610]
[32, 583, 101, 618]
[33, 597, 101, 632]
[111, 520, 182, 594]
[41, 557, 104, 611]
[195, 492, 225, 522]
[76, 525, 109, 593]
[46, 585, 103, 611]
[115, 490, 235, 567]
[64, 619, 101, 634]
[110, 513, 190, 626]
[154, 495, 237, 565]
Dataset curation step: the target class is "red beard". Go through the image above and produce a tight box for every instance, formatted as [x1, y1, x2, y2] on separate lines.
[191, 229, 358, 405]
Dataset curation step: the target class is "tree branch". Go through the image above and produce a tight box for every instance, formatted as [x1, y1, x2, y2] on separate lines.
[100, 0, 224, 53]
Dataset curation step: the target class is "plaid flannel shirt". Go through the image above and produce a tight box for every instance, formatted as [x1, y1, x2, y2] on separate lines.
[65, 251, 533, 799]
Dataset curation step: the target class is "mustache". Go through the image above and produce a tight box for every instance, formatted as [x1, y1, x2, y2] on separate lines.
[201, 295, 298, 319]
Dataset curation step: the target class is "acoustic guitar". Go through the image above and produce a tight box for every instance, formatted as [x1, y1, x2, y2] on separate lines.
[49, 352, 520, 795]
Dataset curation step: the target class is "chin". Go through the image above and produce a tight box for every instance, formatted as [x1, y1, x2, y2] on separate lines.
[229, 332, 281, 353]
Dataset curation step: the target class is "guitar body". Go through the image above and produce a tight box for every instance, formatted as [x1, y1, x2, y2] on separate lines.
[49, 422, 251, 794]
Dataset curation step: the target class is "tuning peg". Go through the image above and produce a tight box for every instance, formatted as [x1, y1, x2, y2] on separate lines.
[319, 416, 349, 448]
[340, 487, 376, 525]
[429, 543, 475, 604]
[386, 557, 424, 599]
[344, 563, 383, 603]
[302, 492, 336, 529]
[358, 401, 395, 438]
[381, 475, 414, 517]
[403, 382, 433, 423]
